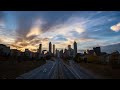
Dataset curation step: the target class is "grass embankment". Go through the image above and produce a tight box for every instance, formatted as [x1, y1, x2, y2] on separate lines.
[0, 56, 46, 79]
[79, 62, 120, 79]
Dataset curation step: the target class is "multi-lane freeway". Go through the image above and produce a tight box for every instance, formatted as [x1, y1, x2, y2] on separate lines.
[16, 58, 96, 79]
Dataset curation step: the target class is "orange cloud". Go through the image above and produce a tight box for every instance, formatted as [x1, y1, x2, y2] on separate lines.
[111, 23, 120, 32]
[26, 26, 42, 38]
[79, 38, 95, 42]
[10, 37, 50, 52]
[26, 18, 43, 38]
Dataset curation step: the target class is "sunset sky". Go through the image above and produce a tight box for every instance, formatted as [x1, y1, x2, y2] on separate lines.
[0, 11, 120, 52]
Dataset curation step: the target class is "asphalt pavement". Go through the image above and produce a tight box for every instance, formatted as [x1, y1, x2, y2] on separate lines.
[16, 58, 96, 79]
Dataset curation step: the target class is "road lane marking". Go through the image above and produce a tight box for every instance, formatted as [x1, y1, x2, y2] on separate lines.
[61, 59, 81, 79]
[17, 61, 53, 79]
[59, 61, 64, 79]
[48, 60, 57, 78]
[62, 62, 80, 79]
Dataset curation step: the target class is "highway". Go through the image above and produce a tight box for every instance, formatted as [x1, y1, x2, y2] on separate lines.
[16, 58, 95, 79]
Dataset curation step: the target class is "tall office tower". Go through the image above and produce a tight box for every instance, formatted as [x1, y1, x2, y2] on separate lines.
[49, 42, 52, 54]
[60, 49, 63, 58]
[74, 41, 77, 56]
[68, 45, 71, 50]
[53, 44, 55, 55]
[38, 44, 42, 54]
[56, 49, 60, 58]
[68, 45, 72, 57]
[93, 47, 101, 56]
[56, 49, 57, 56]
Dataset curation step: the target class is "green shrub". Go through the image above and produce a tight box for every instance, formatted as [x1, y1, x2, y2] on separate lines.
[74, 55, 83, 63]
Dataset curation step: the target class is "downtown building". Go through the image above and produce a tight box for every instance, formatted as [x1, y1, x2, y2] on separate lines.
[56, 49, 60, 58]
[38, 44, 42, 54]
[59, 49, 63, 58]
[37, 44, 42, 59]
[68, 45, 74, 58]
[49, 42, 52, 55]
[53, 44, 55, 56]
[93, 47, 101, 56]
[0, 44, 11, 56]
[73, 41, 77, 57]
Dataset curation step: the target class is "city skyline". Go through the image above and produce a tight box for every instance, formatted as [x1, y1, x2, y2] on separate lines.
[0, 11, 120, 52]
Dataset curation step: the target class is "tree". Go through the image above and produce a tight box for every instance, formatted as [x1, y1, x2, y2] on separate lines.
[74, 53, 83, 63]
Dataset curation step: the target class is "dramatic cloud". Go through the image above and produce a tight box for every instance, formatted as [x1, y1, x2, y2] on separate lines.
[52, 35, 68, 41]
[43, 17, 86, 38]
[26, 19, 43, 38]
[0, 21, 5, 28]
[1, 11, 120, 52]
[78, 38, 96, 42]
[11, 37, 49, 52]
[26, 26, 42, 38]
[35, 16, 87, 50]
[111, 23, 120, 32]
[10, 17, 46, 52]
[0, 16, 16, 45]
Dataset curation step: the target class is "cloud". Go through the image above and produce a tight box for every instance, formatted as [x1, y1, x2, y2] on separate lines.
[0, 12, 5, 29]
[108, 18, 116, 22]
[37, 15, 109, 50]
[10, 18, 46, 52]
[93, 29, 102, 32]
[0, 36, 15, 45]
[111, 23, 120, 32]
[0, 11, 4, 21]
[1, 11, 120, 51]
[26, 19, 43, 38]
[0, 20, 17, 46]
[0, 21, 5, 28]
[52, 35, 68, 41]
[16, 14, 45, 39]
[11, 36, 50, 52]
[96, 11, 103, 14]
[34, 16, 87, 50]
[0, 38, 3, 43]
[43, 17, 86, 39]
[26, 26, 42, 38]
[78, 38, 96, 42]
[6, 12, 111, 51]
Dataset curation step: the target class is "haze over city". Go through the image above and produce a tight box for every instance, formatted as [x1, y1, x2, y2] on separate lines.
[0, 11, 120, 52]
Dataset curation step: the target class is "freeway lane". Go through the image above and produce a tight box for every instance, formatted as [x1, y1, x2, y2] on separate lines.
[51, 58, 78, 79]
[16, 60, 56, 79]
[60, 60, 77, 79]
[50, 58, 59, 79]
[16, 58, 96, 79]
[66, 60, 95, 79]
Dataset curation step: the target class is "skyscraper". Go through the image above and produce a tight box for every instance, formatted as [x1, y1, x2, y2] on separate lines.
[53, 44, 55, 55]
[49, 42, 52, 54]
[93, 47, 101, 56]
[68, 45, 74, 57]
[56, 49, 60, 58]
[68, 45, 71, 50]
[74, 41, 77, 56]
[38, 44, 42, 54]
[59, 49, 63, 58]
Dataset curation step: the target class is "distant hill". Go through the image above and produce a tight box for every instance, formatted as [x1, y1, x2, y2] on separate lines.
[101, 43, 120, 53]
